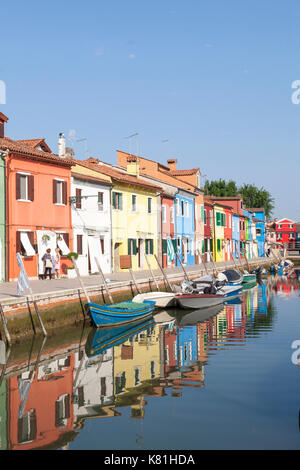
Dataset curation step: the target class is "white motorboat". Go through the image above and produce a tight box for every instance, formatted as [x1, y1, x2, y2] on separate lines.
[175, 292, 225, 310]
[181, 279, 242, 299]
[132, 291, 176, 308]
[172, 303, 224, 326]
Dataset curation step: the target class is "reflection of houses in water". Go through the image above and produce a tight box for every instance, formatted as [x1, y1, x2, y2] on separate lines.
[113, 324, 160, 395]
[267, 273, 300, 298]
[72, 348, 115, 428]
[0, 381, 7, 450]
[7, 354, 76, 450]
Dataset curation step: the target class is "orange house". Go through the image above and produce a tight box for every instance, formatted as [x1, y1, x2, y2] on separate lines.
[7, 354, 75, 450]
[0, 118, 74, 281]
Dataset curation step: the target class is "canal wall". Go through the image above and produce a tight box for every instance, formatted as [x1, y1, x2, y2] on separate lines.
[0, 255, 278, 318]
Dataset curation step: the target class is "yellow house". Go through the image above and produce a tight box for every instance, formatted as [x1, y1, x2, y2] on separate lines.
[113, 323, 161, 394]
[81, 157, 161, 272]
[213, 204, 225, 262]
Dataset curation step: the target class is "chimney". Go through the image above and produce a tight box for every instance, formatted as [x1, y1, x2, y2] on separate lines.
[167, 158, 177, 171]
[58, 133, 66, 158]
[0, 112, 9, 139]
[126, 155, 140, 177]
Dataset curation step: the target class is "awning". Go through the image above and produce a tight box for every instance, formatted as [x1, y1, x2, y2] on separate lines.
[20, 232, 36, 256]
[57, 237, 70, 255]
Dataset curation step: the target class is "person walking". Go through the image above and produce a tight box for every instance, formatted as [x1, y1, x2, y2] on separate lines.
[54, 247, 61, 279]
[42, 248, 53, 280]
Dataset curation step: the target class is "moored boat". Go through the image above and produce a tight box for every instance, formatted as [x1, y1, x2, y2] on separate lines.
[85, 316, 155, 358]
[85, 300, 156, 328]
[175, 292, 225, 310]
[242, 273, 256, 283]
[132, 291, 176, 308]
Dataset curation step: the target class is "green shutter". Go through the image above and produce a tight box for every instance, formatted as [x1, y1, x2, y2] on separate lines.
[201, 205, 204, 221]
[128, 239, 132, 255]
[217, 239, 221, 251]
[150, 239, 154, 255]
[133, 239, 137, 255]
[119, 193, 123, 210]
[163, 239, 168, 254]
[112, 192, 116, 209]
[216, 212, 221, 226]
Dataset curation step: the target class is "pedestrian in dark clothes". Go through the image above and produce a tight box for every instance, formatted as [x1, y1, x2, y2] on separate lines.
[42, 248, 53, 280]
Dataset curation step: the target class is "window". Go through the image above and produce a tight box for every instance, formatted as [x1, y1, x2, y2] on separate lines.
[53, 180, 67, 205]
[170, 206, 174, 224]
[55, 394, 70, 428]
[131, 194, 137, 212]
[18, 409, 37, 444]
[197, 174, 200, 188]
[75, 188, 82, 209]
[216, 212, 221, 226]
[128, 238, 137, 255]
[278, 224, 282, 229]
[185, 201, 189, 217]
[77, 234, 83, 255]
[289, 224, 293, 229]
[147, 197, 152, 214]
[175, 199, 180, 215]
[229, 215, 231, 229]
[98, 192, 104, 211]
[113, 192, 123, 210]
[177, 236, 181, 253]
[100, 237, 105, 254]
[256, 228, 262, 236]
[16, 231, 35, 257]
[145, 239, 154, 255]
[162, 205, 167, 223]
[224, 213, 227, 228]
[204, 209, 207, 225]
[181, 200, 185, 216]
[16, 173, 34, 201]
[217, 239, 221, 252]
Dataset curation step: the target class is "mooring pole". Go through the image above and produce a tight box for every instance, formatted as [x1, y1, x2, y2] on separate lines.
[145, 255, 160, 291]
[129, 268, 141, 295]
[175, 252, 189, 281]
[209, 251, 219, 277]
[29, 289, 47, 337]
[0, 303, 11, 345]
[94, 258, 114, 304]
[154, 255, 174, 292]
[71, 256, 91, 303]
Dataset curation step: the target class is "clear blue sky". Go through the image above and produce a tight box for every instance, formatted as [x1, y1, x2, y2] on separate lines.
[1, 0, 299, 220]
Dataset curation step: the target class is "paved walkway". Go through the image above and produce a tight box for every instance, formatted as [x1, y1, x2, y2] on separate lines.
[0, 257, 273, 306]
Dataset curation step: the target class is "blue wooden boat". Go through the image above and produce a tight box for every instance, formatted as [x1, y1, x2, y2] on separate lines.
[85, 300, 156, 328]
[85, 316, 155, 358]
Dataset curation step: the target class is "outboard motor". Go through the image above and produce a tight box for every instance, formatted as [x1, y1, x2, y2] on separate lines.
[203, 283, 217, 295]
[181, 280, 193, 294]
[217, 272, 228, 283]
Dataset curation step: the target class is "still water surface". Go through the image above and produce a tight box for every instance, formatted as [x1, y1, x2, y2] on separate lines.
[1, 272, 300, 450]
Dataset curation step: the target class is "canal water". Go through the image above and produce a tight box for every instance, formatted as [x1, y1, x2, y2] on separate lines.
[1, 272, 300, 450]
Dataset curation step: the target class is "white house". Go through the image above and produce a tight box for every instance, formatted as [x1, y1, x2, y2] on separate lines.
[71, 172, 112, 276]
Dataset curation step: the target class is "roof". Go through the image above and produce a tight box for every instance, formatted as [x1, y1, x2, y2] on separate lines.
[169, 168, 200, 176]
[0, 137, 74, 167]
[71, 171, 112, 186]
[247, 208, 265, 213]
[75, 159, 162, 192]
[16, 138, 52, 153]
[205, 196, 242, 200]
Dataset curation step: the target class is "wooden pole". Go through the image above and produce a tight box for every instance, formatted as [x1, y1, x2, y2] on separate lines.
[29, 289, 47, 337]
[154, 254, 174, 292]
[175, 252, 189, 281]
[230, 245, 240, 271]
[243, 252, 251, 272]
[94, 257, 114, 304]
[0, 303, 11, 345]
[145, 255, 160, 291]
[209, 251, 219, 277]
[129, 268, 141, 295]
[71, 256, 91, 303]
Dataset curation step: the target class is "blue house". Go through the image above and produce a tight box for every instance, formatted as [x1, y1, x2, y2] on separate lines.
[232, 213, 240, 259]
[176, 325, 198, 369]
[175, 189, 196, 266]
[248, 209, 266, 257]
[243, 209, 254, 258]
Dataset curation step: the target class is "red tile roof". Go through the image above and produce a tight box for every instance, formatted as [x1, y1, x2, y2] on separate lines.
[0, 137, 74, 166]
[0, 112, 8, 122]
[169, 168, 200, 176]
[74, 159, 162, 191]
[71, 171, 112, 186]
[16, 138, 52, 153]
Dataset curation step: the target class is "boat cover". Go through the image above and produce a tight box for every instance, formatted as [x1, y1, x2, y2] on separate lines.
[222, 270, 243, 282]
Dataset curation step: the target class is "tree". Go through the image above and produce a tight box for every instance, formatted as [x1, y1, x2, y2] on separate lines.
[238, 184, 274, 220]
[204, 179, 238, 197]
[204, 179, 275, 220]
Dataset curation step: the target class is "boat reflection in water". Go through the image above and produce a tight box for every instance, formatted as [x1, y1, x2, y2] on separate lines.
[0, 277, 299, 450]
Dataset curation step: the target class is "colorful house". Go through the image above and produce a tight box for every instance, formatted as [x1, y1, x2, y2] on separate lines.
[0, 118, 74, 281]
[232, 213, 240, 259]
[248, 208, 265, 257]
[213, 203, 226, 262]
[161, 193, 176, 267]
[117, 151, 202, 267]
[275, 218, 295, 245]
[203, 198, 214, 262]
[83, 157, 161, 272]
[0, 112, 8, 281]
[243, 209, 254, 259]
[70, 160, 113, 276]
[223, 205, 233, 261]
